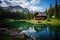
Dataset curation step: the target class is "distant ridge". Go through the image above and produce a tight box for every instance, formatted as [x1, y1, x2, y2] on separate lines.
[1, 5, 29, 13]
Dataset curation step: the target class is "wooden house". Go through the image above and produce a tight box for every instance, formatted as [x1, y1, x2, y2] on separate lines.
[34, 12, 47, 20]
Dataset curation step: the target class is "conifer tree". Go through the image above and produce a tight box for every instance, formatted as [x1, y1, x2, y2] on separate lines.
[49, 0, 52, 18]
[55, 0, 58, 18]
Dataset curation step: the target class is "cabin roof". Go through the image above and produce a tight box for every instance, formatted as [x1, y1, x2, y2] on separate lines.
[34, 12, 47, 16]
[40, 12, 47, 16]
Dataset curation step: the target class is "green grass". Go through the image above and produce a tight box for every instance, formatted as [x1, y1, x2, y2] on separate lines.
[4, 19, 60, 27]
[31, 19, 60, 25]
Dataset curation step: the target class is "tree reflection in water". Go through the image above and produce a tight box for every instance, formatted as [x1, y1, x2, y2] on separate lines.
[21, 24, 60, 40]
[2, 20, 60, 40]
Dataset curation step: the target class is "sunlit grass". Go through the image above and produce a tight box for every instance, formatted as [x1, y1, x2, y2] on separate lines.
[4, 19, 60, 26]
[29, 19, 60, 25]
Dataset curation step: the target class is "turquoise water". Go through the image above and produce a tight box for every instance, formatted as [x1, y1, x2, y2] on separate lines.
[5, 21, 60, 40]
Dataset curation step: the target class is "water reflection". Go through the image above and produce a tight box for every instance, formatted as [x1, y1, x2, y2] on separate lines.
[20, 26, 40, 40]
[5, 21, 60, 40]
[20, 24, 60, 40]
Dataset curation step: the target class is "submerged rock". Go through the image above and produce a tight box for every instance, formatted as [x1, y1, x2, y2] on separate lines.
[20, 26, 40, 40]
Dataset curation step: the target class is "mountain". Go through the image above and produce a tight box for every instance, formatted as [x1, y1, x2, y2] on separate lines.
[1, 5, 29, 13]
[23, 8, 29, 13]
[8, 5, 24, 12]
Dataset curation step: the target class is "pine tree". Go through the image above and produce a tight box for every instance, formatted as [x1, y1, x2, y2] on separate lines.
[55, 0, 58, 19]
[45, 9, 48, 19]
[49, 0, 52, 18]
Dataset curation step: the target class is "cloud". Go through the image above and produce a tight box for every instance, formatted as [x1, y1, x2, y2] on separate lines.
[1, 0, 9, 7]
[28, 6, 43, 12]
[20, 2, 29, 8]
[30, 0, 40, 5]
[1, 0, 45, 12]
[6, 0, 27, 4]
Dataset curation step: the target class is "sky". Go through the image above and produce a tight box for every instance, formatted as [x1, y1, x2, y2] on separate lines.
[0, 0, 60, 12]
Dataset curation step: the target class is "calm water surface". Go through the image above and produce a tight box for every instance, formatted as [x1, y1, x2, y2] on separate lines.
[6, 21, 60, 40]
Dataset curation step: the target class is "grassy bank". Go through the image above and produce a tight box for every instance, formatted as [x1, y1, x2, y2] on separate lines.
[4, 19, 60, 26]
[30, 19, 60, 25]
